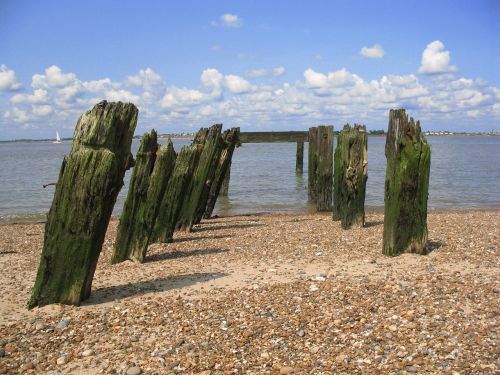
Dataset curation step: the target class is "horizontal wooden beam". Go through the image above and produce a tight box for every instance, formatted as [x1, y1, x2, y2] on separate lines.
[239, 131, 309, 143]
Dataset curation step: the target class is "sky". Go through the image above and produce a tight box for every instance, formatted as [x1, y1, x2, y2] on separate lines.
[0, 0, 499, 140]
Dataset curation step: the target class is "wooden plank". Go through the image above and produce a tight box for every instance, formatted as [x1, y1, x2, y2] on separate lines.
[239, 131, 308, 143]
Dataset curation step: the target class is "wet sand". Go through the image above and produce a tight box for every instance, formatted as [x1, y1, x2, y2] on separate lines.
[0, 210, 498, 374]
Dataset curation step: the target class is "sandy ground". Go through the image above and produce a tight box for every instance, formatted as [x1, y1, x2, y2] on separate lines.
[0, 210, 498, 374]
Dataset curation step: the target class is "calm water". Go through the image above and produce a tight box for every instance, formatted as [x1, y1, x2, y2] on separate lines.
[0, 136, 499, 222]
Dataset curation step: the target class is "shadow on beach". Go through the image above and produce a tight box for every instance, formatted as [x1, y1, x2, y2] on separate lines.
[193, 223, 263, 232]
[146, 247, 228, 262]
[173, 234, 234, 243]
[84, 272, 228, 305]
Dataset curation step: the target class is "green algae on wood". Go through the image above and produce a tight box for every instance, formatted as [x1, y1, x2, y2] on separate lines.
[307, 127, 318, 202]
[29, 101, 138, 308]
[203, 127, 240, 219]
[315, 125, 334, 211]
[111, 133, 177, 264]
[153, 144, 201, 243]
[383, 109, 431, 256]
[333, 124, 368, 228]
[296, 141, 304, 173]
[176, 124, 223, 231]
[220, 160, 231, 197]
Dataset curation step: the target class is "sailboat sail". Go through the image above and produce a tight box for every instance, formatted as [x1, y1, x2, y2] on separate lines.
[53, 131, 62, 144]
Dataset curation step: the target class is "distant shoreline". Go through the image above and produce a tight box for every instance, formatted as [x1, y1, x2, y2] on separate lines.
[0, 132, 498, 144]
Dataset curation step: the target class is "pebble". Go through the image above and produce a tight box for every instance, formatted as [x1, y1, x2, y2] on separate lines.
[81, 349, 94, 357]
[0, 349, 4, 358]
[56, 356, 67, 365]
[297, 329, 305, 337]
[57, 319, 70, 329]
[34, 320, 45, 330]
[126, 366, 142, 375]
[279, 367, 294, 374]
[309, 284, 319, 292]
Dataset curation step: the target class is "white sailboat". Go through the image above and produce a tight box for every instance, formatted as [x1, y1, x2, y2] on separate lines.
[53, 131, 62, 144]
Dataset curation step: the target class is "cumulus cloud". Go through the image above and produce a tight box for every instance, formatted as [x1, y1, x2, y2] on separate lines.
[418, 40, 457, 74]
[1, 62, 498, 134]
[360, 44, 385, 59]
[0, 65, 22, 91]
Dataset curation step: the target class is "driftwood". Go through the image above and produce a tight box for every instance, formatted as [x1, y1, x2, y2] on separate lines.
[176, 124, 223, 231]
[202, 127, 240, 219]
[383, 109, 431, 256]
[315, 125, 334, 211]
[333, 124, 368, 228]
[29, 101, 137, 308]
[307, 127, 318, 201]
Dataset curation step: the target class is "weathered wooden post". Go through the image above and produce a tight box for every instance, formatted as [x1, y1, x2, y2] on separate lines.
[296, 141, 304, 173]
[315, 125, 334, 211]
[333, 124, 368, 228]
[111, 134, 177, 264]
[29, 101, 138, 308]
[203, 127, 240, 219]
[176, 124, 223, 231]
[307, 127, 318, 201]
[153, 144, 200, 243]
[220, 162, 230, 196]
[383, 109, 431, 256]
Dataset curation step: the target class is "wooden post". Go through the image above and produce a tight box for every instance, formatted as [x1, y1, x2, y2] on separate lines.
[220, 161, 231, 197]
[296, 141, 304, 173]
[153, 144, 201, 243]
[29, 101, 138, 308]
[333, 124, 368, 228]
[383, 109, 431, 256]
[307, 127, 318, 201]
[203, 127, 240, 219]
[176, 124, 223, 231]
[111, 135, 177, 264]
[315, 125, 334, 211]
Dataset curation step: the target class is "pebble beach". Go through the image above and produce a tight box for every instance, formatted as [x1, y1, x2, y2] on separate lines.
[0, 210, 498, 374]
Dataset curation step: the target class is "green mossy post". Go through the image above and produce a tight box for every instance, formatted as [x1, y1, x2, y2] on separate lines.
[296, 141, 304, 173]
[111, 135, 177, 264]
[29, 101, 138, 308]
[307, 127, 318, 201]
[203, 127, 240, 219]
[333, 124, 368, 228]
[153, 144, 202, 243]
[315, 125, 334, 211]
[112, 130, 158, 264]
[383, 109, 431, 256]
[176, 124, 223, 231]
[220, 162, 231, 196]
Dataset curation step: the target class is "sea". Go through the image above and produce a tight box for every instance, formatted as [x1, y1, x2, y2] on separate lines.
[0, 136, 499, 223]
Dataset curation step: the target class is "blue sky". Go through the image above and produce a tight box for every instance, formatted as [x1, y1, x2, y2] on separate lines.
[1, 0, 499, 140]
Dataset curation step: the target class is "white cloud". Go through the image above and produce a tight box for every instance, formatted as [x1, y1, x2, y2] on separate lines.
[0, 65, 22, 91]
[32, 65, 77, 89]
[127, 68, 162, 89]
[104, 89, 140, 103]
[360, 44, 385, 59]
[224, 75, 252, 94]
[160, 87, 206, 108]
[418, 40, 457, 74]
[220, 13, 242, 28]
[246, 67, 285, 78]
[32, 104, 53, 117]
[10, 89, 49, 104]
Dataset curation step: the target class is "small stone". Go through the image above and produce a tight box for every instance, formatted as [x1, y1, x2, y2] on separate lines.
[406, 366, 417, 373]
[126, 366, 142, 375]
[20, 362, 35, 371]
[314, 275, 327, 281]
[309, 284, 319, 292]
[334, 319, 342, 326]
[56, 356, 67, 365]
[336, 354, 348, 364]
[81, 349, 94, 357]
[0, 349, 4, 358]
[388, 325, 398, 332]
[280, 367, 294, 374]
[57, 320, 70, 329]
[34, 320, 46, 330]
[297, 329, 305, 337]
